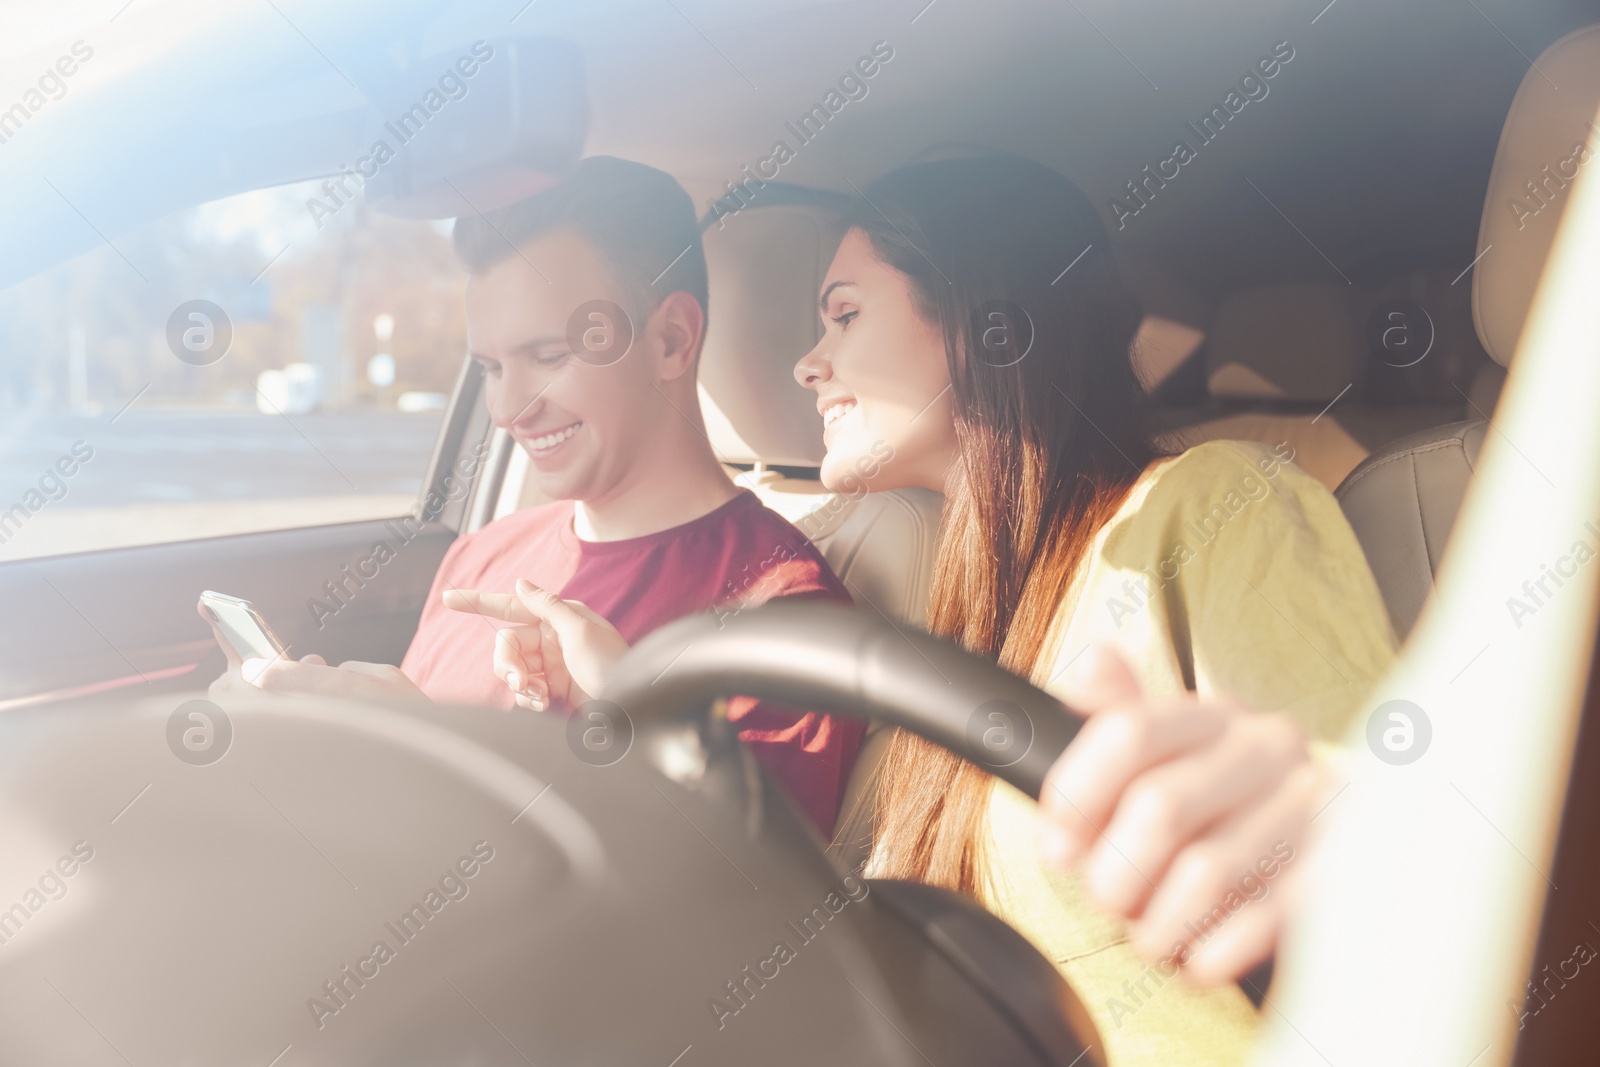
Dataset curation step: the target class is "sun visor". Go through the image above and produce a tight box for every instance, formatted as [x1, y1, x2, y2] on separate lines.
[361, 37, 588, 219]
[0, 25, 589, 294]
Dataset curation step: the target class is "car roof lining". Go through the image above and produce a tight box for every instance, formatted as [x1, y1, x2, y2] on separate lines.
[5, 0, 1593, 311]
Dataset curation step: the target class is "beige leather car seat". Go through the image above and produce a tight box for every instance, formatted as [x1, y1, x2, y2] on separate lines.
[698, 201, 944, 870]
[1335, 23, 1600, 639]
[1161, 282, 1375, 489]
[1156, 281, 1463, 492]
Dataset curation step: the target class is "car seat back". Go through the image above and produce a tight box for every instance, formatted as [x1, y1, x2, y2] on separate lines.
[1336, 23, 1600, 638]
[698, 200, 944, 869]
[1156, 280, 1461, 491]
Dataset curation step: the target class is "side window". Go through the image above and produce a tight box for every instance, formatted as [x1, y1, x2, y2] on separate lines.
[0, 180, 466, 562]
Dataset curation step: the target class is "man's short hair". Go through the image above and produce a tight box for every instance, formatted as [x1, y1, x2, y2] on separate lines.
[452, 156, 708, 327]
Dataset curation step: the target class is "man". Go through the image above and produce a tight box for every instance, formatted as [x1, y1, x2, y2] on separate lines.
[209, 157, 862, 833]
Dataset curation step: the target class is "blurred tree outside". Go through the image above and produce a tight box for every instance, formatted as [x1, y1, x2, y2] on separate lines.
[0, 178, 469, 412]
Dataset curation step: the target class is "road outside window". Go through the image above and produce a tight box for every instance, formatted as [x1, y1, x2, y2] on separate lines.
[0, 179, 467, 561]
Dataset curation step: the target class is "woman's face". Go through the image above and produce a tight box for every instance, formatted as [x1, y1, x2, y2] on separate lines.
[793, 228, 959, 494]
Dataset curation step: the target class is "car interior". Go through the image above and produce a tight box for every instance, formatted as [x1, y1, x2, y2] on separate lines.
[3, 0, 1600, 1063]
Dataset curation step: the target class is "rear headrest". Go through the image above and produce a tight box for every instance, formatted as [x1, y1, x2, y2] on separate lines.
[1207, 282, 1364, 401]
[699, 204, 844, 467]
[1474, 24, 1600, 368]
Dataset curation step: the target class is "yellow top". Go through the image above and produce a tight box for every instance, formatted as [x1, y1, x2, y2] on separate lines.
[981, 440, 1396, 1067]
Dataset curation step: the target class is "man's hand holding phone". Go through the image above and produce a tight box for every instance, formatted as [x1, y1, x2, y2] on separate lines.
[198, 592, 429, 708]
[443, 579, 629, 712]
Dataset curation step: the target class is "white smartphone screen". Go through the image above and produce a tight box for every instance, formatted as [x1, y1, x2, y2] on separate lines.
[199, 591, 288, 662]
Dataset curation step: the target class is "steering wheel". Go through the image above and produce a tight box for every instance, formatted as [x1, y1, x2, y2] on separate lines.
[602, 598, 1275, 1006]
[0, 601, 1104, 1066]
[603, 598, 1082, 799]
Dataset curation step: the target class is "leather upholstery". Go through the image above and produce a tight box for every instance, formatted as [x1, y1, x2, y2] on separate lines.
[728, 469, 941, 630]
[1161, 412, 1370, 493]
[1165, 279, 1442, 492]
[1336, 24, 1600, 637]
[1472, 24, 1600, 368]
[699, 203, 842, 466]
[698, 203, 946, 866]
[1334, 421, 1486, 639]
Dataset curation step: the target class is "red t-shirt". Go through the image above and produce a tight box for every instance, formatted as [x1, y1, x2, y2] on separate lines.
[400, 489, 864, 834]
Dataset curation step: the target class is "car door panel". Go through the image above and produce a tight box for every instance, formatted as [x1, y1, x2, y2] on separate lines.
[0, 518, 455, 706]
[0, 364, 496, 711]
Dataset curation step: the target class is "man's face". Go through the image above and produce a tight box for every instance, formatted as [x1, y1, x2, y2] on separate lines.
[465, 229, 661, 502]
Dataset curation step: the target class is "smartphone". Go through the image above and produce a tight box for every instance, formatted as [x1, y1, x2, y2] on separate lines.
[198, 590, 289, 662]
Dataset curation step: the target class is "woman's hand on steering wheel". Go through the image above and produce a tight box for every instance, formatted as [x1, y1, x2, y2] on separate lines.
[1037, 645, 1339, 985]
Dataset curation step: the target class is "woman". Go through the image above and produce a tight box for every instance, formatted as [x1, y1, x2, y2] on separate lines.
[793, 155, 1395, 1065]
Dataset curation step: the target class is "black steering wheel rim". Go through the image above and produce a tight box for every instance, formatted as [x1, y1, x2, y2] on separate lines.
[599, 599, 1085, 801]
[602, 598, 1278, 1007]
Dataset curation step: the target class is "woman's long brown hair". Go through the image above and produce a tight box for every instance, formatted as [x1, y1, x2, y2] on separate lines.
[857, 156, 1159, 900]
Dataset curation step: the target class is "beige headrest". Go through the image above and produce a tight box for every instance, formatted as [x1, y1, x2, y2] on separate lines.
[699, 204, 844, 467]
[1474, 24, 1600, 368]
[1207, 283, 1364, 401]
